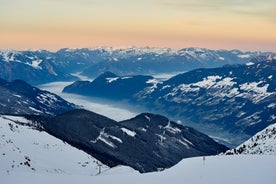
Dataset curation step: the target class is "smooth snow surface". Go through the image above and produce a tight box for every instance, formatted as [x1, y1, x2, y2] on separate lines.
[121, 128, 136, 137]
[0, 115, 109, 175]
[1, 115, 275, 184]
[1, 155, 275, 184]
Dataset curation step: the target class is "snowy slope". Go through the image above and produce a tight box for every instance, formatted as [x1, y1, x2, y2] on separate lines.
[225, 123, 276, 155]
[1, 114, 275, 183]
[1, 155, 275, 184]
[0, 115, 110, 175]
[0, 78, 76, 116]
[35, 109, 227, 173]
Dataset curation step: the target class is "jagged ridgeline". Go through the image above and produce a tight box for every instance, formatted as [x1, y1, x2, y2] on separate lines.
[0, 48, 269, 85]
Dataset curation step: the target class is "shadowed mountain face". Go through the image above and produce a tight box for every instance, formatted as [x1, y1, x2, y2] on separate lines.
[63, 71, 154, 100]
[28, 109, 228, 173]
[0, 78, 76, 116]
[63, 55, 276, 146]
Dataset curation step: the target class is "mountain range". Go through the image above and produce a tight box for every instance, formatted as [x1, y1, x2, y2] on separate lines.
[0, 47, 269, 85]
[81, 47, 268, 78]
[0, 47, 275, 182]
[63, 54, 276, 146]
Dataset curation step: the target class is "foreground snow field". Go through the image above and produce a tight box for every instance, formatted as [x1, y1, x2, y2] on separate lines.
[1, 116, 276, 184]
[0, 115, 111, 176]
[2, 155, 276, 184]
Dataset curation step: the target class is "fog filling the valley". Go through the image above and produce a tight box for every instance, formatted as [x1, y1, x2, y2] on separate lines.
[37, 72, 180, 121]
[38, 82, 140, 121]
[37, 72, 235, 146]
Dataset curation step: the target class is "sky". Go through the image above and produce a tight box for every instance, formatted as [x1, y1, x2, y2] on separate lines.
[0, 0, 276, 51]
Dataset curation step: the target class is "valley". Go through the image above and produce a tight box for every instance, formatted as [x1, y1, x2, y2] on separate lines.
[37, 81, 142, 121]
[2, 0, 276, 182]
[0, 47, 275, 183]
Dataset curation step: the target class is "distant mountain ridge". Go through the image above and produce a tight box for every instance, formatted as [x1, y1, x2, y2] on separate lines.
[0, 50, 78, 85]
[0, 47, 270, 85]
[27, 109, 228, 173]
[63, 54, 276, 146]
[81, 47, 270, 77]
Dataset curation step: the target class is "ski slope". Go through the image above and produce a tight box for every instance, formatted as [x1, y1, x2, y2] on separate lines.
[1, 115, 275, 184]
[0, 115, 110, 175]
[2, 155, 275, 184]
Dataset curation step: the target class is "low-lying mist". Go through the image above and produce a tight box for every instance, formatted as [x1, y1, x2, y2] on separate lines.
[38, 82, 143, 121]
[38, 80, 236, 147]
[37, 72, 181, 121]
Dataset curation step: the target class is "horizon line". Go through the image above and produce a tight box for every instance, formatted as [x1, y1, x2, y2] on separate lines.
[0, 45, 275, 53]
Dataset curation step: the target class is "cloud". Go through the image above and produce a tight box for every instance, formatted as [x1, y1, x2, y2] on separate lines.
[159, 1, 220, 11]
[158, 0, 276, 23]
[158, 0, 243, 10]
[228, 5, 276, 23]
[41, 0, 99, 5]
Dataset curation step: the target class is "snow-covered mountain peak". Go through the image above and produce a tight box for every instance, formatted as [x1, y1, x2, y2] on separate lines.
[267, 53, 276, 61]
[249, 53, 276, 64]
[61, 46, 178, 56]
[225, 123, 276, 155]
[0, 49, 44, 70]
[179, 47, 211, 53]
[0, 50, 20, 62]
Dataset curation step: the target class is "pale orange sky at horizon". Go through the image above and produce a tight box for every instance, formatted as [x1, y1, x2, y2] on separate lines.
[1, 0, 276, 52]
